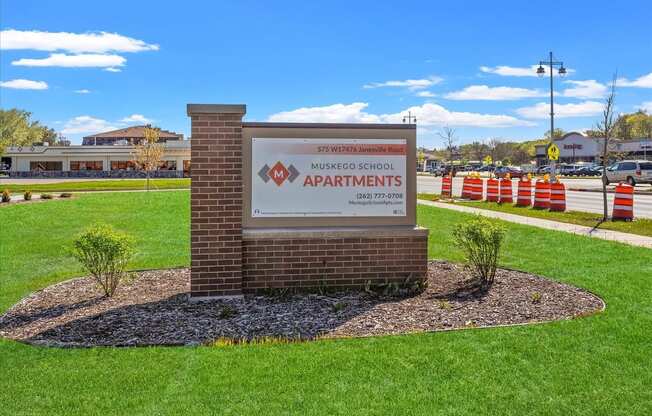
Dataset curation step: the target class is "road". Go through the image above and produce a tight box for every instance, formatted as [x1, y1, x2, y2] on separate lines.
[417, 176, 652, 218]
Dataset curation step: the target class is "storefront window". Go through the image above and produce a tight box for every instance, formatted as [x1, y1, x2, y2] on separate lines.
[158, 160, 177, 170]
[183, 160, 191, 173]
[29, 161, 63, 171]
[110, 160, 138, 170]
[70, 161, 103, 171]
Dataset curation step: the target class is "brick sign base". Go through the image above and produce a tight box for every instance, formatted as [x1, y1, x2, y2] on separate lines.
[188, 104, 428, 299]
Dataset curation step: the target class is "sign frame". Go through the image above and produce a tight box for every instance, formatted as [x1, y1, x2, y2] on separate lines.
[241, 124, 417, 228]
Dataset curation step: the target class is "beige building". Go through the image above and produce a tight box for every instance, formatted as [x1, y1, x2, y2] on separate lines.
[4, 126, 190, 177]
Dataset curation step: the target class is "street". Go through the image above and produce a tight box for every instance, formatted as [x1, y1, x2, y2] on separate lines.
[417, 175, 652, 218]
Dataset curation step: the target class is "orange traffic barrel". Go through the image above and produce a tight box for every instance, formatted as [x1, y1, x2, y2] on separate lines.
[516, 178, 532, 207]
[533, 180, 550, 209]
[469, 177, 484, 200]
[498, 178, 513, 204]
[486, 178, 499, 202]
[549, 182, 566, 212]
[441, 175, 452, 198]
[612, 183, 634, 220]
[461, 176, 471, 199]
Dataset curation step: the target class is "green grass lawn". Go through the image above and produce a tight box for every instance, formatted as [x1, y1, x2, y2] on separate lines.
[1, 191, 651, 415]
[0, 178, 190, 193]
[418, 193, 652, 238]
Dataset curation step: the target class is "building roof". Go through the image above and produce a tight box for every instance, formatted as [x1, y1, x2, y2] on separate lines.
[83, 125, 183, 140]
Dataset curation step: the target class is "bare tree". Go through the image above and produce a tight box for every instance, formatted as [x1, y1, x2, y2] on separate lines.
[437, 126, 457, 161]
[594, 75, 618, 221]
[132, 126, 165, 191]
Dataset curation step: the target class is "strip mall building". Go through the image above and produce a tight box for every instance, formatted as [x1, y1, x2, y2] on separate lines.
[3, 125, 191, 177]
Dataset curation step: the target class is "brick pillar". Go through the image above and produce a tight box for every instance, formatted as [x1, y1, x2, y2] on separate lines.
[187, 104, 246, 299]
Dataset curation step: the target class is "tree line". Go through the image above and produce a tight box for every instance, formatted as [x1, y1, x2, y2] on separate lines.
[0, 108, 60, 155]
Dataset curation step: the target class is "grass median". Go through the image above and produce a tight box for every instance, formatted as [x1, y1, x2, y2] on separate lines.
[1, 191, 651, 415]
[418, 193, 652, 238]
[0, 178, 190, 193]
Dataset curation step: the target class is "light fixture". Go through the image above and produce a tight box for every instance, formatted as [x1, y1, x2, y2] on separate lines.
[536, 65, 546, 76]
[558, 66, 567, 76]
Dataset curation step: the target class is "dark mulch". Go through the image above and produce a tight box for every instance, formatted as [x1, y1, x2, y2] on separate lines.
[0, 262, 604, 347]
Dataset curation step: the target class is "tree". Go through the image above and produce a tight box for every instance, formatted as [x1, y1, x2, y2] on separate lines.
[544, 128, 566, 140]
[594, 75, 618, 221]
[0, 108, 60, 155]
[437, 126, 457, 161]
[132, 126, 165, 191]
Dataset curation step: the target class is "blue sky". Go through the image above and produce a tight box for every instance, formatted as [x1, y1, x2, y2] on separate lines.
[1, 0, 651, 148]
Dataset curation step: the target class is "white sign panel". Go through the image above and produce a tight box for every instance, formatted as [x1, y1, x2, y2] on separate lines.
[251, 138, 407, 217]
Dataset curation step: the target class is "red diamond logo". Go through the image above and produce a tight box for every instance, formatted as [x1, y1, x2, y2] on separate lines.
[268, 161, 290, 186]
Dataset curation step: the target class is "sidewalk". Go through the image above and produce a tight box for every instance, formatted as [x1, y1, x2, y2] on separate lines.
[418, 200, 652, 249]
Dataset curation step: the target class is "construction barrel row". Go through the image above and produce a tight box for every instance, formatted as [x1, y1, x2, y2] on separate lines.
[439, 176, 635, 219]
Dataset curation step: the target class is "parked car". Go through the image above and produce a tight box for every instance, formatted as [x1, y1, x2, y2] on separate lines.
[537, 165, 551, 174]
[494, 166, 524, 179]
[574, 166, 601, 177]
[605, 160, 652, 185]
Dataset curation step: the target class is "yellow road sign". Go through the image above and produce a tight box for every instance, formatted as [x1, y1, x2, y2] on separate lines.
[483, 155, 493, 165]
[547, 143, 560, 161]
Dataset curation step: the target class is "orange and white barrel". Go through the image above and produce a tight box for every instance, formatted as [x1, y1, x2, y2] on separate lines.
[516, 178, 532, 207]
[533, 180, 550, 209]
[469, 177, 484, 200]
[441, 175, 452, 198]
[486, 178, 499, 202]
[498, 178, 513, 204]
[549, 182, 566, 212]
[612, 183, 634, 220]
[461, 176, 471, 199]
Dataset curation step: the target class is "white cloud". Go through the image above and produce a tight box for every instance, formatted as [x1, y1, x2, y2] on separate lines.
[480, 65, 541, 77]
[104, 67, 122, 72]
[638, 101, 652, 113]
[0, 29, 159, 53]
[516, 101, 603, 119]
[480, 65, 575, 77]
[267, 103, 382, 123]
[444, 85, 545, 100]
[120, 114, 152, 124]
[12, 53, 125, 68]
[0, 78, 48, 90]
[61, 116, 118, 135]
[562, 80, 607, 99]
[363, 76, 443, 90]
[267, 102, 534, 128]
[416, 91, 435, 97]
[617, 72, 652, 88]
[74, 89, 91, 94]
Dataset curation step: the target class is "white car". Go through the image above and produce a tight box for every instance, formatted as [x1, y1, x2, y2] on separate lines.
[605, 160, 652, 185]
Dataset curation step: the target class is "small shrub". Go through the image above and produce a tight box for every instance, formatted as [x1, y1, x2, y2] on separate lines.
[1, 189, 10, 203]
[40, 193, 53, 199]
[531, 292, 542, 304]
[330, 301, 346, 313]
[71, 224, 134, 297]
[24, 190, 32, 201]
[218, 305, 237, 319]
[60, 192, 73, 198]
[438, 300, 452, 310]
[452, 216, 505, 286]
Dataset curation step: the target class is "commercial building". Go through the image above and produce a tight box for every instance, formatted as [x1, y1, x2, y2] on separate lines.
[535, 132, 652, 166]
[4, 126, 190, 177]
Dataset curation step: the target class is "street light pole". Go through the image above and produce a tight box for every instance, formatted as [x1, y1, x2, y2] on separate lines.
[537, 51, 566, 182]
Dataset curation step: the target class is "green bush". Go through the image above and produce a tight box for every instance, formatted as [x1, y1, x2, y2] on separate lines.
[40, 193, 53, 199]
[24, 190, 32, 201]
[452, 216, 505, 286]
[1, 189, 10, 203]
[71, 224, 135, 297]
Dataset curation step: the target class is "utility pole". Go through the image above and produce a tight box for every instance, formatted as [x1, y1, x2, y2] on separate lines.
[537, 52, 567, 181]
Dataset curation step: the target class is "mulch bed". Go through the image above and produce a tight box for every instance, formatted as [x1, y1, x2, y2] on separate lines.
[0, 262, 604, 347]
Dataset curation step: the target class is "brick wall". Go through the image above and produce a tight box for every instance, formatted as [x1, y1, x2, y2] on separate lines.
[242, 231, 428, 292]
[188, 105, 246, 298]
[188, 104, 429, 299]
